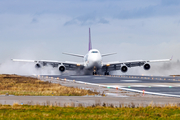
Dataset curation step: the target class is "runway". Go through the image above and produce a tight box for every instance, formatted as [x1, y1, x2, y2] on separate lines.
[40, 74, 180, 96]
[1, 74, 180, 106]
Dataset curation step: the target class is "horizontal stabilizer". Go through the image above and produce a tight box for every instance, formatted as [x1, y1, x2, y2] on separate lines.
[101, 53, 117, 57]
[62, 52, 84, 58]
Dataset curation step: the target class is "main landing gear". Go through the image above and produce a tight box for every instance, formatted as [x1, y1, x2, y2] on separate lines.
[93, 72, 97, 75]
[104, 71, 109, 75]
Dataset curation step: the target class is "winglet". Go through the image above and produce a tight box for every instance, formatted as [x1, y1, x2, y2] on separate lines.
[88, 28, 92, 51]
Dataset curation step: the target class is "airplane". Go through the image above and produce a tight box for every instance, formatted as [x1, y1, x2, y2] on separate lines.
[12, 28, 172, 75]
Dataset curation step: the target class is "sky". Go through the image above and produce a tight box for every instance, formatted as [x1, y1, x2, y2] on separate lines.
[0, 0, 180, 75]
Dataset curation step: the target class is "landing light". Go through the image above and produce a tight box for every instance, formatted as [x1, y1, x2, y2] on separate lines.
[77, 64, 80, 66]
[106, 64, 110, 66]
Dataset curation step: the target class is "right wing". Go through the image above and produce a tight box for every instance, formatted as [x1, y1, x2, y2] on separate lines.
[11, 59, 84, 70]
[102, 57, 172, 71]
[101, 53, 117, 57]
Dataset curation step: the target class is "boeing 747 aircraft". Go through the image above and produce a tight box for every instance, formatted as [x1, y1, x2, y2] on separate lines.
[12, 28, 171, 75]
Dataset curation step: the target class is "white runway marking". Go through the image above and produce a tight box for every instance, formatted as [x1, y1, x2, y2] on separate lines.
[153, 85, 170, 87]
[106, 85, 125, 88]
[121, 80, 141, 82]
[70, 76, 90, 78]
[131, 85, 148, 87]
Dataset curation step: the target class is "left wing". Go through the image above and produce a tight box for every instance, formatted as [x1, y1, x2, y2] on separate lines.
[12, 59, 84, 70]
[102, 58, 172, 72]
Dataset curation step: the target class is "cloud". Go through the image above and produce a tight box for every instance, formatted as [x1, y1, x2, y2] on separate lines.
[98, 18, 109, 24]
[31, 18, 38, 23]
[114, 4, 180, 19]
[161, 0, 180, 6]
[1, 1, 180, 22]
[64, 13, 109, 26]
[0, 0, 180, 77]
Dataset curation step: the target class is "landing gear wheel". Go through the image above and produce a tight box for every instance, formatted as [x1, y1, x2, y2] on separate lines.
[104, 72, 109, 75]
[93, 72, 97, 75]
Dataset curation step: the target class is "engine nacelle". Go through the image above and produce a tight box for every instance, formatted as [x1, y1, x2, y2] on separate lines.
[121, 65, 128, 73]
[58, 65, 66, 72]
[35, 63, 41, 68]
[144, 63, 150, 70]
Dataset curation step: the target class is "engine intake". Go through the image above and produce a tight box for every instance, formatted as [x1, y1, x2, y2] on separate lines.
[59, 65, 66, 72]
[121, 65, 128, 73]
[144, 63, 150, 70]
[35, 63, 41, 68]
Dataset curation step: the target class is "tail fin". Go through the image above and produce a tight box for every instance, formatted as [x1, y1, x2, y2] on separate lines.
[88, 28, 92, 51]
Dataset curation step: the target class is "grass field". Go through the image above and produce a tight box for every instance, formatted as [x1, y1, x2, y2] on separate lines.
[1, 104, 180, 119]
[0, 74, 98, 96]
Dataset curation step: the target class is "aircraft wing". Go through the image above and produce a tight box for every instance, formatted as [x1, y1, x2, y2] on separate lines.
[12, 59, 84, 70]
[102, 58, 172, 71]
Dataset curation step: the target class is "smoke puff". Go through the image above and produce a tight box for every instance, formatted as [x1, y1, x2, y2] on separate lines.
[112, 61, 180, 76]
[0, 60, 60, 75]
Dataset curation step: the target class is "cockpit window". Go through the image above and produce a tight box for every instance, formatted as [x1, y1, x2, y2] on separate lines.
[92, 51, 98, 53]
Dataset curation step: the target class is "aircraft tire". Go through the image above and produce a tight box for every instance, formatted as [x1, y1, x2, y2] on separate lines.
[104, 72, 109, 75]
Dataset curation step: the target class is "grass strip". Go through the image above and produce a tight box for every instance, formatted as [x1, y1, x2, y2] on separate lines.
[1, 104, 180, 119]
[0, 74, 98, 96]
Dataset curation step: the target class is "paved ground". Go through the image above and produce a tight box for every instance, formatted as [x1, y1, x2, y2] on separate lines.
[1, 74, 180, 106]
[1, 96, 180, 107]
[41, 74, 180, 96]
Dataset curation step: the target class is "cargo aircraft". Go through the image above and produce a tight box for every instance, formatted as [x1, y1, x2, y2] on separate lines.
[12, 28, 172, 75]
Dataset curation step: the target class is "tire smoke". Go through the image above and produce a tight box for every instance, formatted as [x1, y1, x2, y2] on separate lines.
[111, 61, 180, 76]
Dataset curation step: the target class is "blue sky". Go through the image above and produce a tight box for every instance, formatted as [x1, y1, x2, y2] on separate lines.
[0, 0, 180, 63]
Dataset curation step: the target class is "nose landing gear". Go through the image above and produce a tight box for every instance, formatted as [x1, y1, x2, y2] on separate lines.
[93, 66, 97, 75]
[93, 72, 97, 75]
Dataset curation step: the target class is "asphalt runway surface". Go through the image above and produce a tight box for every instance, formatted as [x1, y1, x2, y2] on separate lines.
[42, 74, 180, 96]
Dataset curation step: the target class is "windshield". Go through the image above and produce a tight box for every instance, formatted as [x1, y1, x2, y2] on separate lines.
[91, 51, 98, 53]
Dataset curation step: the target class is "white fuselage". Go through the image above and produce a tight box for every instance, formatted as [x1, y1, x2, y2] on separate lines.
[84, 49, 102, 71]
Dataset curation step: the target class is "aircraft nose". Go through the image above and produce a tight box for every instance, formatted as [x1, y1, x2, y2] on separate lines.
[91, 58, 101, 65]
[92, 58, 98, 62]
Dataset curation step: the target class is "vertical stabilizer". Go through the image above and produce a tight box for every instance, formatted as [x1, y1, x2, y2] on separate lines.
[88, 28, 92, 51]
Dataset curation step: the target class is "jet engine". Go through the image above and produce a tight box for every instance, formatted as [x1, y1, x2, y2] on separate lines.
[143, 63, 150, 70]
[58, 65, 66, 72]
[121, 65, 128, 73]
[35, 63, 41, 68]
